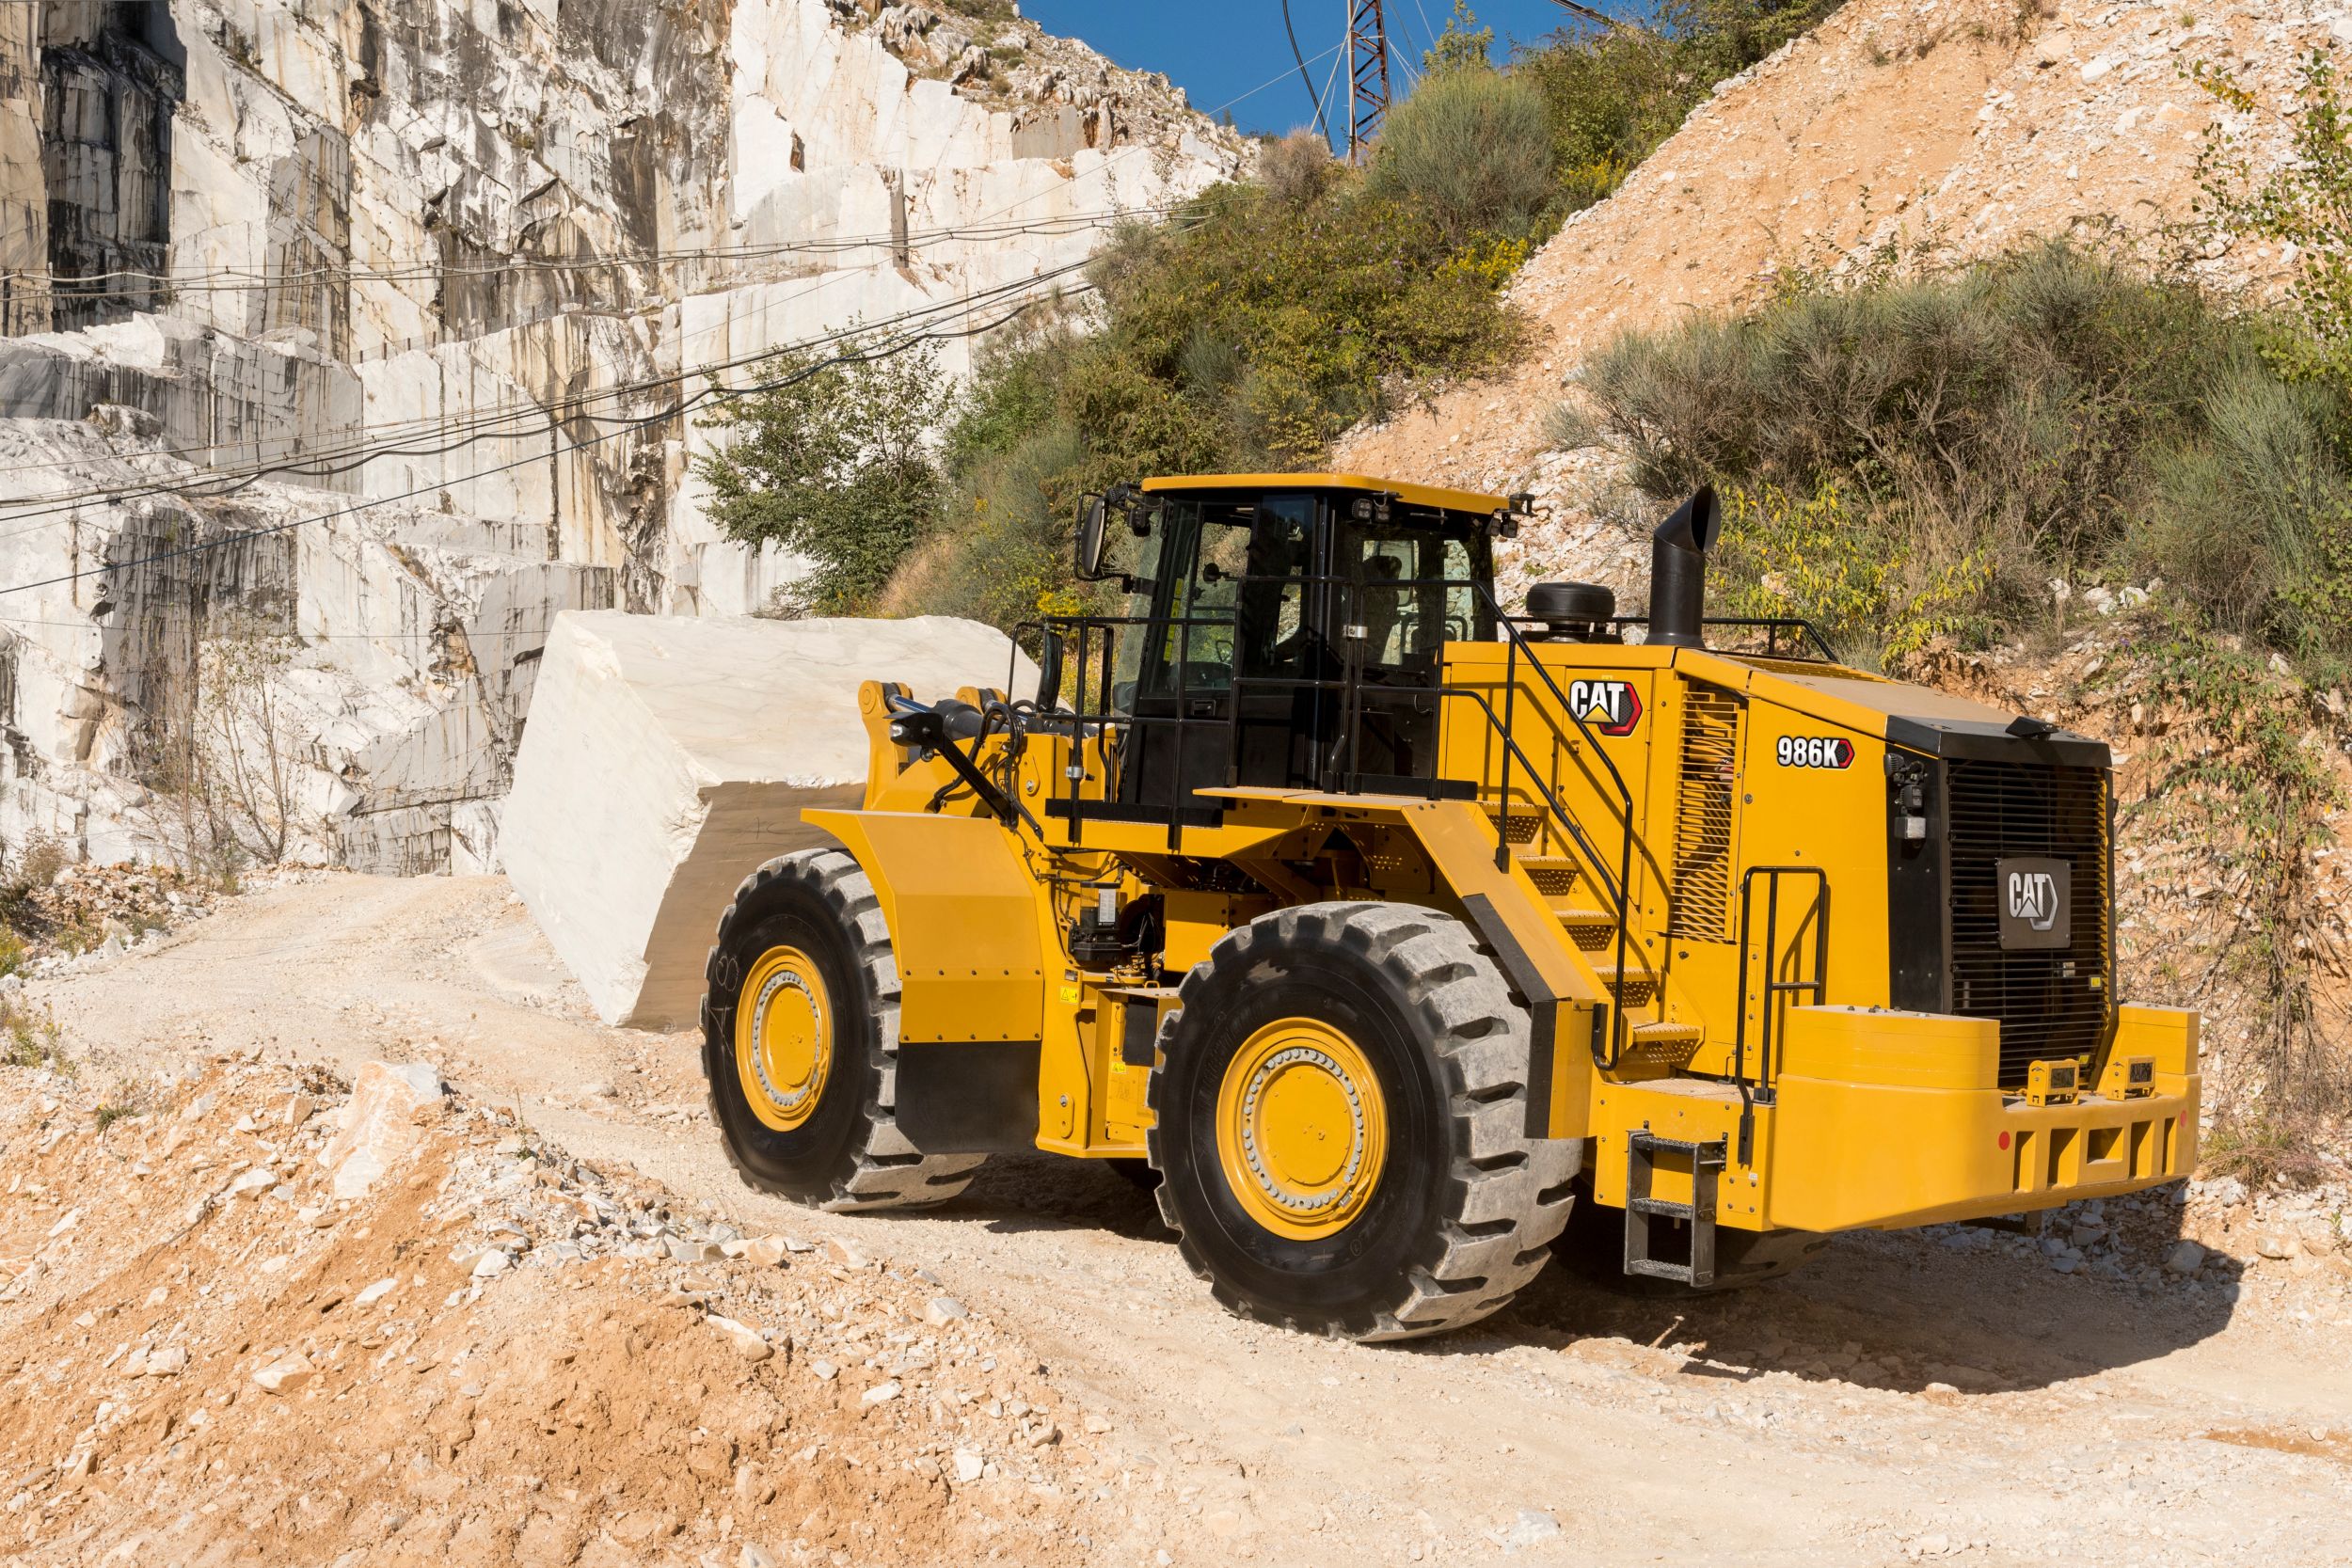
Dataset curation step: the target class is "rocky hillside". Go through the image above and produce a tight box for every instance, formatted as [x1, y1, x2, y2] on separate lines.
[0, 0, 1243, 873]
[1341, 0, 2334, 592]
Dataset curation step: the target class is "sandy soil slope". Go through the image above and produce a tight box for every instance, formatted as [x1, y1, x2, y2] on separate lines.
[2, 873, 2348, 1565]
[1338, 0, 2335, 551]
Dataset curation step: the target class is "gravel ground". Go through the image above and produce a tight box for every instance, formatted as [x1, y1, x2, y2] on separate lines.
[1, 872, 2346, 1565]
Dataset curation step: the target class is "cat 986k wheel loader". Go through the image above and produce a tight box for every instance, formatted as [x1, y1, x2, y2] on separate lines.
[700, 472, 2201, 1340]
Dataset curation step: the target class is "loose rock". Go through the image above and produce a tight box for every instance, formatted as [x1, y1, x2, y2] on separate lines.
[253, 1353, 317, 1395]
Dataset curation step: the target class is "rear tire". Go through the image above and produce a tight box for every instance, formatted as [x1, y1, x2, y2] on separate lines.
[701, 848, 984, 1211]
[1146, 902, 1579, 1341]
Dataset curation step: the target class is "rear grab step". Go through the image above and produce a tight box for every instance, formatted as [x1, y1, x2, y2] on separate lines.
[1624, 1130, 1727, 1288]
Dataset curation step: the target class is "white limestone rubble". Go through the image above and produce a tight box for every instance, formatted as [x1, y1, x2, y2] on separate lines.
[502, 609, 1037, 1028]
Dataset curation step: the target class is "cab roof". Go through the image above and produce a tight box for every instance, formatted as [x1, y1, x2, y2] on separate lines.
[1139, 472, 1509, 517]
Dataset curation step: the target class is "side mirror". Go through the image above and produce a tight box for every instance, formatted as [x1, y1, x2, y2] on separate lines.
[1074, 495, 1110, 581]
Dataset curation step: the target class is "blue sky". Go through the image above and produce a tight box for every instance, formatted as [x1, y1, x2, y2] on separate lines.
[1019, 2, 1582, 139]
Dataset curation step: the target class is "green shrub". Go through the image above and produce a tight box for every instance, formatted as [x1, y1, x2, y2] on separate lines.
[1367, 67, 1555, 245]
[694, 341, 954, 616]
[2193, 47, 2352, 385]
[2115, 626, 2348, 1118]
[1574, 241, 2352, 657]
[0, 999, 62, 1071]
[1710, 481, 1993, 668]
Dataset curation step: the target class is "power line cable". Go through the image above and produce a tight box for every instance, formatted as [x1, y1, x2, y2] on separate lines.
[0, 256, 1110, 531]
[0, 50, 1321, 584]
[0, 277, 1091, 601]
[7, 49, 1326, 496]
[1280, 0, 1336, 147]
[0, 207, 1186, 298]
[0, 204, 1171, 486]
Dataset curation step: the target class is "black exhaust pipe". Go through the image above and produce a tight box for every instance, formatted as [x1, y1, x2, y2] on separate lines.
[1645, 485, 1721, 649]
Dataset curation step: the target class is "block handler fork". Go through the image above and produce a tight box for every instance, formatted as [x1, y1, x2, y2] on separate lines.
[699, 473, 2200, 1339]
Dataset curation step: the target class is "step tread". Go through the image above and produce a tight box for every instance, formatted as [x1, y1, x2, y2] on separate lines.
[1512, 854, 1583, 873]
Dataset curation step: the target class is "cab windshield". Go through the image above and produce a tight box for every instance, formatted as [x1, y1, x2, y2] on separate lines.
[1109, 490, 1492, 712]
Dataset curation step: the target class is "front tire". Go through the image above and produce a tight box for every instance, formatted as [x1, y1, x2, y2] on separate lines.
[1146, 902, 1579, 1340]
[702, 848, 983, 1211]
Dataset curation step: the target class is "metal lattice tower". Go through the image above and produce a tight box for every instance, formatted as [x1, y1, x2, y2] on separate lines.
[1345, 0, 1391, 163]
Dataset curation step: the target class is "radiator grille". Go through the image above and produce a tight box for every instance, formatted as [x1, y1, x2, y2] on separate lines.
[1670, 684, 1742, 941]
[1947, 759, 2112, 1085]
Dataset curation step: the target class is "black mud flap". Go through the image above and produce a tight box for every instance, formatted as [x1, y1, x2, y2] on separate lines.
[894, 1041, 1041, 1154]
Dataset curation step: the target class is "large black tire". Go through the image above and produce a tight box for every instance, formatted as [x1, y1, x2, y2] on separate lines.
[701, 848, 984, 1211]
[1146, 902, 1581, 1341]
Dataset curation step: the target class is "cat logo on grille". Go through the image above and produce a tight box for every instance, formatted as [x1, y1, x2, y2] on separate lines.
[1568, 679, 1642, 736]
[2009, 871, 2059, 930]
[1996, 857, 2072, 949]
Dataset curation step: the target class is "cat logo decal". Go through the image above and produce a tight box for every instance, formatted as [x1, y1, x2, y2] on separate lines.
[1568, 679, 1642, 737]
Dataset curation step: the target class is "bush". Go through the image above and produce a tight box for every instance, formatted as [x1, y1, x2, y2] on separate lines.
[694, 341, 954, 615]
[1711, 481, 1992, 667]
[1573, 242, 2352, 659]
[1366, 66, 1555, 245]
[1256, 131, 1339, 209]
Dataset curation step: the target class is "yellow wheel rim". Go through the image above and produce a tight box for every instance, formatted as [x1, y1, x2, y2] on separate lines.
[1216, 1017, 1389, 1241]
[735, 945, 834, 1132]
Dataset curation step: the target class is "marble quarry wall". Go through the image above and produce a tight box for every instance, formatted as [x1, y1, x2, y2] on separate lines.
[0, 0, 1244, 873]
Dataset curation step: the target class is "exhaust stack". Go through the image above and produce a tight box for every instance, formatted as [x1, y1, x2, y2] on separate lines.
[1645, 486, 1721, 649]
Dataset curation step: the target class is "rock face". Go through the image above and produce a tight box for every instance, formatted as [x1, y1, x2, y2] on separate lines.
[0, 0, 1243, 870]
[501, 609, 1036, 1028]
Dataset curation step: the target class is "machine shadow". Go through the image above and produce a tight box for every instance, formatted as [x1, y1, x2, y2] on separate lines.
[921, 1154, 2241, 1395]
[1489, 1218, 2244, 1396]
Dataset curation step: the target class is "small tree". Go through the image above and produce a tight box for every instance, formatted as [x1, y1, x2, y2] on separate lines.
[199, 618, 308, 864]
[1422, 1, 1494, 75]
[2193, 49, 2352, 385]
[694, 340, 954, 615]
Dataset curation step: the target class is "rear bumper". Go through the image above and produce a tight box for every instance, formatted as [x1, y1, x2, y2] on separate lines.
[1761, 1004, 2199, 1232]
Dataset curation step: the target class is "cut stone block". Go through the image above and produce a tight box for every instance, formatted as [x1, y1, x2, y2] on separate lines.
[502, 610, 1036, 1029]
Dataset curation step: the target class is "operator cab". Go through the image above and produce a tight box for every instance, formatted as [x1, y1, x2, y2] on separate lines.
[1072, 474, 1520, 816]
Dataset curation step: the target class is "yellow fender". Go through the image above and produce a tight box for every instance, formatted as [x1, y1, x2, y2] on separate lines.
[803, 809, 1048, 1045]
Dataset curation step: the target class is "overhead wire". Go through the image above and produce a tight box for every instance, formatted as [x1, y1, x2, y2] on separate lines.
[0, 254, 1116, 531]
[0, 207, 1185, 301]
[0, 204, 1173, 484]
[0, 275, 1095, 601]
[1280, 0, 1336, 147]
[0, 37, 1339, 599]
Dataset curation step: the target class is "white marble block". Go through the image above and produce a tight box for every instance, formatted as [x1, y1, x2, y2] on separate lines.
[502, 609, 1037, 1029]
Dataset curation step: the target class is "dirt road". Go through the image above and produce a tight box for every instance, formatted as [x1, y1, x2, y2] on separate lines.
[35, 874, 2352, 1565]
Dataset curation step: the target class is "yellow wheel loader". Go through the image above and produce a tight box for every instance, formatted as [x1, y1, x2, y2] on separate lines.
[700, 473, 2200, 1340]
